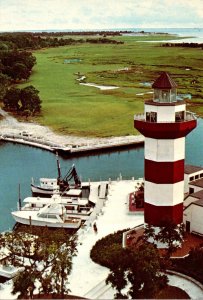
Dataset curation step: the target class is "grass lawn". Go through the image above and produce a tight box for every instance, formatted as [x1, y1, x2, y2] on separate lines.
[19, 34, 203, 137]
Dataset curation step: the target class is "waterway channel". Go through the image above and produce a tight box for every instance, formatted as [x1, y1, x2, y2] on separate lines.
[0, 118, 203, 232]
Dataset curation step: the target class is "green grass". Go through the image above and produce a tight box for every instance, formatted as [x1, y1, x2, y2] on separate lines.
[19, 35, 203, 137]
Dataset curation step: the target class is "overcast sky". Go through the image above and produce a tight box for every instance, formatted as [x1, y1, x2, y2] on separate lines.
[0, 0, 203, 31]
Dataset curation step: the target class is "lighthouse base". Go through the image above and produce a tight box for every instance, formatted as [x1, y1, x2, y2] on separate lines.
[144, 223, 184, 249]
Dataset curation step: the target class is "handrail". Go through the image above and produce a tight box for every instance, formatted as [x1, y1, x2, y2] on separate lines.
[134, 111, 196, 122]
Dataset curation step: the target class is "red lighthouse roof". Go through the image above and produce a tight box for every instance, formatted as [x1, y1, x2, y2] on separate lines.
[152, 72, 177, 89]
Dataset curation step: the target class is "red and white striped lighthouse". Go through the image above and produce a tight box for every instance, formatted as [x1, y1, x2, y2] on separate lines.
[134, 72, 196, 227]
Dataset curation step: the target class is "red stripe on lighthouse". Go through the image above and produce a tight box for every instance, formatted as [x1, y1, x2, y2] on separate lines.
[144, 202, 183, 226]
[134, 119, 196, 139]
[145, 159, 184, 184]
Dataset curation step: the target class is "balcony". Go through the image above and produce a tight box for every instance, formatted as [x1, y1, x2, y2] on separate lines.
[134, 111, 196, 123]
[134, 112, 197, 139]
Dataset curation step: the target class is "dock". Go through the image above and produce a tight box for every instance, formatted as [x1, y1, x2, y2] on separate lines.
[0, 134, 144, 156]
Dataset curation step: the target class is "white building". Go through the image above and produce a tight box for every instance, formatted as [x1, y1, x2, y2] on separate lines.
[184, 165, 203, 235]
[184, 165, 203, 194]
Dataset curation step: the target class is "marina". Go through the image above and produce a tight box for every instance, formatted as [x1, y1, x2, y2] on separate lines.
[12, 179, 107, 228]
[0, 118, 203, 233]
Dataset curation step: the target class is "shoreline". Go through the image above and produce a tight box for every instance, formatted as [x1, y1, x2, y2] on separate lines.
[0, 109, 144, 154]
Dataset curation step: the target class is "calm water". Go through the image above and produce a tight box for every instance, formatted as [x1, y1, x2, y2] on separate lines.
[0, 118, 203, 232]
[0, 142, 144, 232]
[132, 28, 203, 43]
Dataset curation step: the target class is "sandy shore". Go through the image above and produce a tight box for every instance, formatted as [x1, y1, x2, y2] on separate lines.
[0, 109, 144, 148]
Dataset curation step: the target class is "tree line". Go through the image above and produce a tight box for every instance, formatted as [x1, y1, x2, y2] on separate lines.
[0, 50, 40, 116]
[163, 42, 203, 49]
[0, 32, 124, 51]
[36, 30, 130, 36]
[0, 33, 83, 50]
[0, 34, 42, 116]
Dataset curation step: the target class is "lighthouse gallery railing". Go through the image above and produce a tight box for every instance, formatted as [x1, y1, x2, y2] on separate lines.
[134, 111, 196, 123]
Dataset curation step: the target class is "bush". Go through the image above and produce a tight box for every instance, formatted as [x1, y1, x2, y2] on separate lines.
[90, 229, 128, 268]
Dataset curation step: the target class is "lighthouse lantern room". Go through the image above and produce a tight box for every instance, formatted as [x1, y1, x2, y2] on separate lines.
[134, 72, 197, 228]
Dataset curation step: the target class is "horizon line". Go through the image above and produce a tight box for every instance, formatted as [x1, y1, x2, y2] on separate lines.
[0, 27, 203, 33]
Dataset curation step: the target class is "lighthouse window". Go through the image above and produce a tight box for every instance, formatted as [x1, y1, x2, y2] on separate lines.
[175, 111, 184, 122]
[146, 112, 157, 122]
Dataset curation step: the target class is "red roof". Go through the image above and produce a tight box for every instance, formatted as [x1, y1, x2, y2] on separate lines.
[152, 72, 177, 89]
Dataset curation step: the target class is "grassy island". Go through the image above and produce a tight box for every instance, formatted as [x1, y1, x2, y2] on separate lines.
[19, 34, 203, 137]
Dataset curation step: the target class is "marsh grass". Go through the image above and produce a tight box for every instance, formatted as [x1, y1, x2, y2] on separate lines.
[19, 35, 203, 137]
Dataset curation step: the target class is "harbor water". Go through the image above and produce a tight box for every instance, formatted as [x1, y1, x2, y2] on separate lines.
[0, 118, 203, 232]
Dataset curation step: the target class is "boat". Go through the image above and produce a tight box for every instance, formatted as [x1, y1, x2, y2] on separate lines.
[11, 192, 94, 229]
[31, 155, 82, 196]
[0, 249, 24, 279]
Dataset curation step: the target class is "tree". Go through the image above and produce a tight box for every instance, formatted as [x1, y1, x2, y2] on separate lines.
[20, 85, 41, 115]
[142, 222, 185, 259]
[105, 244, 129, 298]
[106, 242, 168, 299]
[0, 227, 77, 299]
[155, 221, 185, 258]
[3, 86, 21, 110]
[0, 73, 10, 100]
[142, 224, 156, 242]
[12, 62, 30, 81]
[3, 85, 41, 116]
[1, 50, 36, 81]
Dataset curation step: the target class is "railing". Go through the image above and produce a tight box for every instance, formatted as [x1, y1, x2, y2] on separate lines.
[134, 114, 145, 121]
[134, 111, 196, 122]
[21, 207, 41, 211]
[185, 111, 197, 121]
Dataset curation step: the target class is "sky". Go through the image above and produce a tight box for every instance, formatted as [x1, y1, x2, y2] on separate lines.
[0, 0, 203, 32]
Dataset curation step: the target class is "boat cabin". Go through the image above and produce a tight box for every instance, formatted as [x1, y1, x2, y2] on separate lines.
[39, 178, 58, 189]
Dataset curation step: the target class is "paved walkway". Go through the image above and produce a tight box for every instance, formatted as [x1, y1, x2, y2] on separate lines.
[168, 274, 203, 299]
[69, 180, 144, 297]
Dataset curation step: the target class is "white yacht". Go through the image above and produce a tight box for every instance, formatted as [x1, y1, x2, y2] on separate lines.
[11, 192, 94, 229]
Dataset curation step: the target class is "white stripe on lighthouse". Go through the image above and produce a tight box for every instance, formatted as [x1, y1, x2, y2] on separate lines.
[144, 180, 184, 206]
[145, 137, 185, 162]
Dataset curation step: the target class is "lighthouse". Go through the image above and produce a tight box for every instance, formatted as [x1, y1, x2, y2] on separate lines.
[134, 72, 196, 228]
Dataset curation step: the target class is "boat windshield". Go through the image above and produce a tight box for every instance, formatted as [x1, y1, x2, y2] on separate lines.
[37, 213, 57, 219]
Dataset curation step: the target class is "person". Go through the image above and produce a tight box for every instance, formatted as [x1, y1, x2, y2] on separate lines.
[93, 222, 98, 233]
